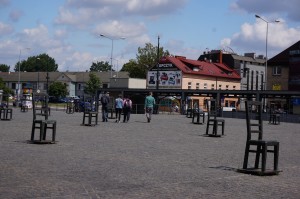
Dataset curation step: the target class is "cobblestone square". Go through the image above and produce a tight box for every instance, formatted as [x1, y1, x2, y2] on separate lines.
[0, 109, 299, 198]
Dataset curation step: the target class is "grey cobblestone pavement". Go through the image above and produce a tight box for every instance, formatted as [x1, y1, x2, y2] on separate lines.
[0, 109, 300, 199]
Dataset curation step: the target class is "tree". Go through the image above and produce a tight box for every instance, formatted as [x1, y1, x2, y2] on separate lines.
[121, 59, 145, 78]
[14, 53, 58, 72]
[48, 82, 68, 98]
[0, 64, 10, 72]
[84, 72, 102, 96]
[0, 77, 14, 100]
[121, 42, 170, 78]
[90, 61, 112, 72]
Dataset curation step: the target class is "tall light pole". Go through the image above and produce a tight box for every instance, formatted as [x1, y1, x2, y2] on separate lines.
[156, 35, 160, 90]
[17, 48, 30, 102]
[100, 34, 125, 78]
[36, 58, 40, 91]
[255, 15, 279, 112]
[255, 15, 280, 90]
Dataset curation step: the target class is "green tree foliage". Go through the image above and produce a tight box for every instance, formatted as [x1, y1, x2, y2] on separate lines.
[14, 53, 58, 72]
[0, 77, 14, 99]
[0, 64, 10, 72]
[48, 82, 68, 98]
[121, 42, 170, 78]
[121, 59, 145, 78]
[90, 61, 112, 72]
[84, 72, 102, 96]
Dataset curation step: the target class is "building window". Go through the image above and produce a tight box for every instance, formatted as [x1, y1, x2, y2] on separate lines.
[196, 83, 200, 90]
[226, 85, 229, 90]
[12, 83, 16, 89]
[78, 84, 81, 90]
[204, 83, 207, 89]
[211, 84, 214, 90]
[272, 66, 281, 75]
[44, 83, 47, 90]
[233, 86, 236, 90]
[188, 82, 192, 89]
[219, 84, 222, 90]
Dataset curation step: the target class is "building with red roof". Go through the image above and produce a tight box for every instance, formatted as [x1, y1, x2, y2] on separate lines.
[147, 55, 241, 109]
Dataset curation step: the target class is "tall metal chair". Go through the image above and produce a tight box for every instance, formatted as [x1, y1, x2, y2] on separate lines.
[30, 93, 56, 144]
[0, 95, 13, 121]
[81, 98, 98, 126]
[239, 100, 280, 175]
[192, 103, 205, 124]
[205, 99, 225, 137]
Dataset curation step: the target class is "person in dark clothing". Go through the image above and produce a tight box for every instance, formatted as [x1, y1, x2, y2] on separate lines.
[123, 96, 132, 122]
[100, 92, 110, 122]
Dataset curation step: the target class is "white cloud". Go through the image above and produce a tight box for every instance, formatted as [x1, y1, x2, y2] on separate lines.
[54, 29, 68, 39]
[232, 0, 300, 22]
[55, 0, 188, 28]
[0, 21, 14, 35]
[221, 20, 300, 57]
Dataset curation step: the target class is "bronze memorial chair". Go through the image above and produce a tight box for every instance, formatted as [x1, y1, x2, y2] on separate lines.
[238, 100, 280, 176]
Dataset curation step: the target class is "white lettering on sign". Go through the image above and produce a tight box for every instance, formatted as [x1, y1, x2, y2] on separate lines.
[159, 63, 173, 68]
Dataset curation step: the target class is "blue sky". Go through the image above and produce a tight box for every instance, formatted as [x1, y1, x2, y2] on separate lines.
[0, 0, 300, 72]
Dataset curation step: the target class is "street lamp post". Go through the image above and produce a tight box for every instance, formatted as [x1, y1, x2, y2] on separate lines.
[156, 35, 160, 90]
[100, 34, 125, 78]
[255, 15, 279, 112]
[255, 15, 280, 90]
[17, 48, 30, 102]
[46, 59, 49, 95]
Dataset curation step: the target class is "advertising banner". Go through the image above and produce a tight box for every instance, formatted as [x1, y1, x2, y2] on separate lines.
[147, 70, 182, 88]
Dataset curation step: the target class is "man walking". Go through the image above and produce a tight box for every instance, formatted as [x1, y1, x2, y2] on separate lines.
[144, 92, 156, 123]
[100, 92, 110, 122]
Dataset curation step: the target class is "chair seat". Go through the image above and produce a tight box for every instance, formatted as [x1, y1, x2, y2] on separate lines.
[82, 111, 98, 126]
[248, 140, 279, 146]
[31, 119, 57, 143]
[206, 118, 225, 137]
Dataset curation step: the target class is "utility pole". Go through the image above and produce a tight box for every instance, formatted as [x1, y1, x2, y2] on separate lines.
[156, 35, 160, 90]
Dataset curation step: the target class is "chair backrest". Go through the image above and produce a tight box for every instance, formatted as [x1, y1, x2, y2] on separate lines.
[32, 93, 49, 120]
[205, 99, 218, 119]
[245, 100, 263, 141]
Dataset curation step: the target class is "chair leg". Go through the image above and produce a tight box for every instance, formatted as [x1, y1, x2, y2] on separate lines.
[213, 121, 218, 135]
[52, 123, 56, 142]
[43, 123, 47, 140]
[221, 121, 225, 135]
[206, 122, 209, 135]
[31, 123, 35, 141]
[254, 145, 261, 169]
[243, 143, 250, 169]
[274, 144, 279, 171]
[261, 144, 267, 172]
[39, 123, 45, 142]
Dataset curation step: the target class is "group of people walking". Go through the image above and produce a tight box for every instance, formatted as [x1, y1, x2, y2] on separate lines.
[100, 91, 156, 123]
[100, 92, 133, 123]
